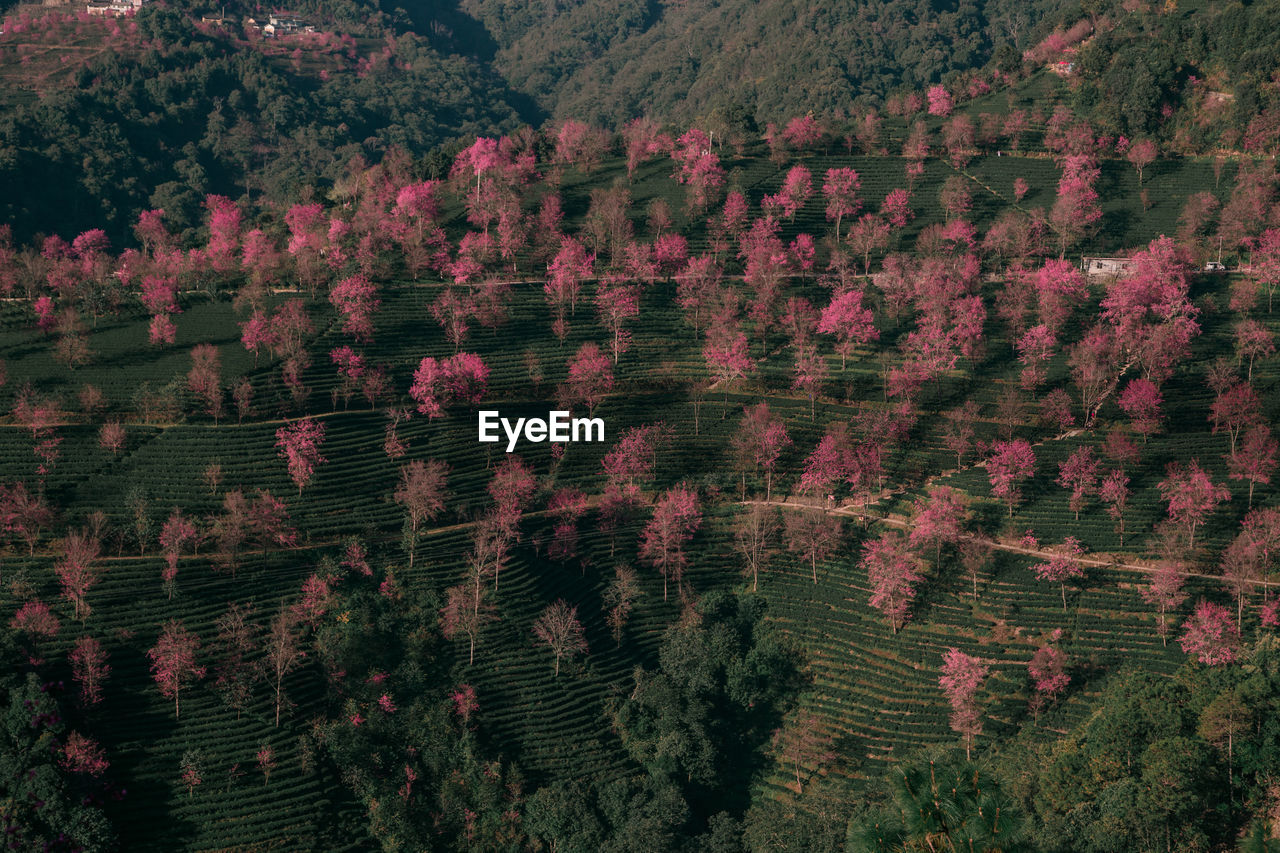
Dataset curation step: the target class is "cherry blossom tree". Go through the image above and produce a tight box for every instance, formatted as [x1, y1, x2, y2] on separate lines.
[98, 421, 126, 455]
[159, 509, 197, 600]
[1050, 155, 1102, 254]
[1127, 139, 1157, 185]
[881, 189, 913, 229]
[1099, 469, 1131, 545]
[817, 288, 878, 369]
[942, 400, 980, 467]
[1179, 600, 1240, 665]
[596, 283, 641, 363]
[1230, 424, 1278, 508]
[1015, 324, 1056, 390]
[257, 745, 276, 785]
[329, 274, 380, 343]
[938, 648, 988, 759]
[394, 459, 449, 568]
[792, 348, 828, 421]
[546, 237, 594, 337]
[822, 167, 861, 237]
[55, 528, 101, 622]
[409, 353, 489, 418]
[1141, 561, 1188, 645]
[275, 419, 326, 494]
[730, 403, 791, 500]
[846, 215, 891, 275]
[441, 578, 496, 665]
[1057, 446, 1100, 520]
[863, 530, 923, 633]
[546, 488, 588, 564]
[703, 325, 755, 408]
[532, 599, 588, 676]
[69, 635, 110, 706]
[769, 165, 813, 220]
[265, 606, 302, 726]
[1028, 644, 1070, 718]
[148, 618, 205, 718]
[784, 508, 843, 584]
[908, 487, 966, 567]
[987, 439, 1036, 516]
[798, 427, 851, 504]
[187, 344, 223, 423]
[61, 731, 109, 778]
[1031, 537, 1086, 610]
[675, 255, 722, 335]
[1159, 460, 1230, 549]
[604, 566, 642, 647]
[1210, 380, 1261, 456]
[734, 503, 779, 591]
[1101, 236, 1200, 386]
[602, 423, 665, 500]
[1118, 378, 1163, 441]
[639, 486, 701, 601]
[782, 114, 825, 150]
[560, 342, 614, 414]
[1234, 318, 1275, 382]
[927, 85, 954, 117]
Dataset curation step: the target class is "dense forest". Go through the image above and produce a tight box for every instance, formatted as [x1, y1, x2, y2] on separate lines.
[6, 0, 1280, 850]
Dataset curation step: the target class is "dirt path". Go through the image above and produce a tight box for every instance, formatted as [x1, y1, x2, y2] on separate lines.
[740, 495, 1258, 588]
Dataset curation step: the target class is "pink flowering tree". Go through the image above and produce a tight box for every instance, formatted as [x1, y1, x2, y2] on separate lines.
[148, 618, 205, 718]
[1127, 139, 1157, 185]
[1118, 378, 1163, 441]
[546, 237, 594, 339]
[938, 648, 988, 759]
[275, 419, 326, 494]
[1141, 561, 1188, 645]
[1028, 644, 1070, 719]
[1230, 424, 1278, 508]
[595, 283, 641, 363]
[822, 167, 861, 238]
[1158, 460, 1230, 549]
[329, 274, 380, 343]
[817, 288, 878, 369]
[730, 403, 791, 500]
[561, 342, 614, 414]
[987, 439, 1036, 516]
[862, 530, 923, 633]
[639, 486, 701, 602]
[159, 509, 197, 600]
[908, 486, 966, 567]
[1179, 600, 1240, 665]
[70, 635, 110, 706]
[1056, 446, 1100, 520]
[409, 353, 489, 418]
[1099, 469, 1131, 545]
[1031, 537, 1086, 611]
[927, 85, 954, 117]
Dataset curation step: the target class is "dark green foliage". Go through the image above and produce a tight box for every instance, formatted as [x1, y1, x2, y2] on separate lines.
[464, 0, 1072, 126]
[610, 590, 801, 826]
[315, 582, 523, 850]
[848, 750, 1031, 853]
[0, 23, 524, 243]
[996, 641, 1280, 853]
[0, 672, 114, 852]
